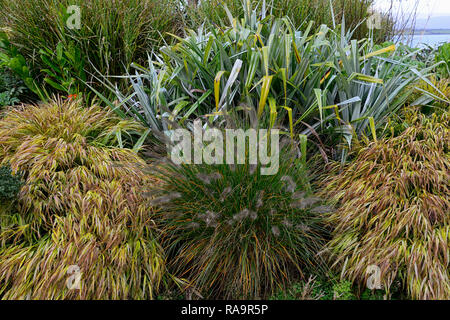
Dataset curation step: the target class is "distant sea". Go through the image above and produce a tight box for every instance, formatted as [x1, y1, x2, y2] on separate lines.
[408, 34, 450, 48]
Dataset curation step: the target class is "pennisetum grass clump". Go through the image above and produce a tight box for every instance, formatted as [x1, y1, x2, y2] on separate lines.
[150, 145, 331, 299]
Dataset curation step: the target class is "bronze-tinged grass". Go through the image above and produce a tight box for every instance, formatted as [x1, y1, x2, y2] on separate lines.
[0, 99, 166, 299]
[322, 111, 450, 300]
[185, 0, 394, 43]
[153, 154, 330, 299]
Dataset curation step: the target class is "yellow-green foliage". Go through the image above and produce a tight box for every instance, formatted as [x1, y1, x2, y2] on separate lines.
[322, 111, 450, 300]
[0, 99, 166, 299]
[413, 77, 450, 111]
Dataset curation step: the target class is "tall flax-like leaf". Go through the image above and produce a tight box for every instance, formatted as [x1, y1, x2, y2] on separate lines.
[258, 75, 273, 118]
[279, 67, 287, 106]
[214, 71, 226, 112]
[315, 88, 324, 123]
[268, 97, 277, 129]
[262, 46, 269, 76]
[218, 59, 243, 111]
[299, 134, 308, 165]
[362, 44, 396, 60]
[349, 73, 384, 85]
[245, 50, 260, 92]
[203, 35, 215, 64]
[283, 106, 294, 139]
[368, 117, 377, 142]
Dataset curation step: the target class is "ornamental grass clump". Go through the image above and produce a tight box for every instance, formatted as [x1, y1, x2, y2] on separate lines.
[0, 0, 182, 81]
[152, 151, 330, 299]
[109, 1, 436, 164]
[0, 99, 166, 299]
[0, 165, 24, 224]
[322, 111, 450, 300]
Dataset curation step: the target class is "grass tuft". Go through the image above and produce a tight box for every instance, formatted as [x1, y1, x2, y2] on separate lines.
[0, 99, 168, 299]
[151, 148, 330, 299]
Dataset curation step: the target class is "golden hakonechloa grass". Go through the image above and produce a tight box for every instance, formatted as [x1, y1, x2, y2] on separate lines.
[0, 99, 166, 299]
[322, 111, 450, 300]
[412, 76, 450, 110]
[153, 156, 329, 299]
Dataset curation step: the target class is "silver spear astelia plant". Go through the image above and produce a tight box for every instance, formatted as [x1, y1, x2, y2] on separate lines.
[99, 0, 440, 163]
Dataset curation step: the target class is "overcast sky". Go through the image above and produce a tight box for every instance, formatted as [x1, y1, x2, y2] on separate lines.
[375, 0, 450, 18]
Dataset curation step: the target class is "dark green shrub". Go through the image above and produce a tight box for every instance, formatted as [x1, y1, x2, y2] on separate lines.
[332, 280, 356, 300]
[39, 41, 87, 96]
[0, 32, 43, 100]
[0, 165, 23, 201]
[270, 276, 375, 300]
[0, 165, 23, 236]
[108, 2, 434, 164]
[0, 91, 18, 108]
[360, 288, 387, 300]
[436, 43, 450, 79]
[0, 70, 27, 107]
